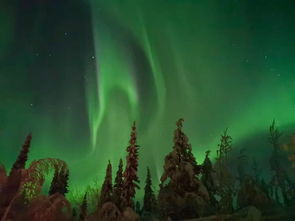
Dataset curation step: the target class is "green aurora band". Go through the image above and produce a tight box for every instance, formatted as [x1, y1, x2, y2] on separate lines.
[0, 0, 295, 195]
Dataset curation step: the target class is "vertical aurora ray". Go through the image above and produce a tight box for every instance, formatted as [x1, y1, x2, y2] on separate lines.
[135, 11, 168, 180]
[137, 13, 166, 118]
[87, 1, 139, 152]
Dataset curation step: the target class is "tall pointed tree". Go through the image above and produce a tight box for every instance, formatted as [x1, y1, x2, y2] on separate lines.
[10, 134, 32, 175]
[48, 166, 69, 196]
[201, 150, 218, 212]
[160, 119, 202, 191]
[121, 121, 140, 209]
[215, 129, 234, 214]
[215, 129, 233, 182]
[216, 129, 232, 163]
[2, 134, 32, 212]
[143, 167, 156, 213]
[174, 118, 201, 175]
[100, 161, 113, 205]
[158, 119, 209, 220]
[113, 158, 124, 208]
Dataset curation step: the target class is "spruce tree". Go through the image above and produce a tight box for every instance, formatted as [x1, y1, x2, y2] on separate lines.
[174, 119, 201, 175]
[10, 134, 32, 175]
[143, 167, 156, 213]
[79, 193, 88, 221]
[49, 168, 59, 195]
[216, 129, 232, 163]
[100, 161, 113, 205]
[160, 119, 202, 192]
[49, 166, 69, 196]
[63, 168, 70, 193]
[121, 121, 140, 209]
[215, 129, 234, 214]
[113, 158, 124, 208]
[158, 119, 208, 220]
[201, 150, 218, 212]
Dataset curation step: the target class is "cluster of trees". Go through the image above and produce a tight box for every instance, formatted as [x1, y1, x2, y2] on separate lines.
[0, 119, 295, 221]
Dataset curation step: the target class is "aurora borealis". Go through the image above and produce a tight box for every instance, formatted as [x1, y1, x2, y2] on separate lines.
[1, 0, 295, 193]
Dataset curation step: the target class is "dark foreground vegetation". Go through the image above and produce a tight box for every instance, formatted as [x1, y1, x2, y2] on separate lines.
[0, 119, 295, 221]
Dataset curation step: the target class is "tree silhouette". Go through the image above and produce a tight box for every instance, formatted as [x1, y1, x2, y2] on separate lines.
[215, 129, 234, 214]
[160, 118, 202, 190]
[0, 134, 33, 220]
[48, 166, 69, 196]
[143, 167, 156, 213]
[100, 161, 113, 205]
[158, 119, 208, 220]
[174, 118, 201, 175]
[10, 134, 32, 175]
[121, 121, 140, 209]
[113, 158, 123, 209]
[201, 150, 218, 212]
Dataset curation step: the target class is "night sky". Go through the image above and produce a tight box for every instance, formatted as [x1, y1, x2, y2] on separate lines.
[1, 0, 295, 191]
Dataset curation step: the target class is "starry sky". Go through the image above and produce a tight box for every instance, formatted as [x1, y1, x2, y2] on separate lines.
[1, 0, 295, 191]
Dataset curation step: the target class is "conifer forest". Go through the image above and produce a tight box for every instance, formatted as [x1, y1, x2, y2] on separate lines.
[1, 0, 295, 220]
[1, 119, 295, 220]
